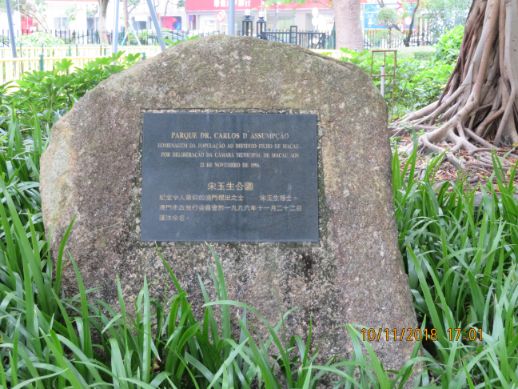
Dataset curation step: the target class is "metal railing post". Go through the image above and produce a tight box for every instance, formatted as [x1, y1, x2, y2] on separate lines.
[113, 0, 120, 53]
[228, 0, 235, 35]
[5, 0, 17, 58]
[145, 0, 165, 51]
[289, 25, 297, 45]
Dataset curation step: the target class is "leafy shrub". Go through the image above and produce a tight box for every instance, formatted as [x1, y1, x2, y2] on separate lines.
[1, 52, 142, 131]
[125, 30, 153, 45]
[338, 26, 467, 118]
[338, 48, 371, 72]
[434, 25, 465, 64]
[125, 29, 191, 47]
[394, 58, 454, 116]
[339, 48, 454, 118]
[0, 52, 142, 233]
[377, 7, 399, 27]
[17, 32, 65, 47]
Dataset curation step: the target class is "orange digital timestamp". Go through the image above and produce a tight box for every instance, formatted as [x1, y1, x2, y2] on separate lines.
[361, 328, 483, 342]
[447, 328, 483, 341]
[361, 328, 438, 342]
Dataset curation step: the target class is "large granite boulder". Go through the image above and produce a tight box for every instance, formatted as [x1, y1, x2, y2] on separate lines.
[41, 36, 417, 369]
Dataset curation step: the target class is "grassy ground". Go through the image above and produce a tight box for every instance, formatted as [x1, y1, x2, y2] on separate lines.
[0, 54, 517, 388]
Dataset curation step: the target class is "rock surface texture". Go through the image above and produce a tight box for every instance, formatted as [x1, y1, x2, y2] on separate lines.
[41, 36, 417, 369]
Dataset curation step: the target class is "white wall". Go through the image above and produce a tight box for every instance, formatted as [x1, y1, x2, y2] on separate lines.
[37, 0, 187, 32]
[45, 1, 93, 30]
[0, 9, 22, 34]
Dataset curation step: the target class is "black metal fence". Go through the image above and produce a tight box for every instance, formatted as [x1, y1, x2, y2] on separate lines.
[260, 29, 333, 50]
[363, 29, 435, 49]
[1, 10, 465, 51]
[1, 28, 333, 51]
[363, 11, 468, 49]
[237, 22, 334, 50]
[54, 30, 101, 44]
[0, 29, 194, 47]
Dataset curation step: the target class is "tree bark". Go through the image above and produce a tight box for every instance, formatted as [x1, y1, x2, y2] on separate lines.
[403, 0, 420, 47]
[123, 0, 129, 31]
[334, 0, 363, 49]
[400, 0, 518, 166]
[98, 0, 110, 44]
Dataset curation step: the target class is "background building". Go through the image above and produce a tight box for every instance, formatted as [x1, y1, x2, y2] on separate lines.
[361, 0, 418, 31]
[185, 0, 334, 34]
[1, 0, 186, 34]
[1, 0, 421, 37]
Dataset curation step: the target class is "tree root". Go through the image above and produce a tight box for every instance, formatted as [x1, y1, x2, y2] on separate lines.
[394, 0, 518, 170]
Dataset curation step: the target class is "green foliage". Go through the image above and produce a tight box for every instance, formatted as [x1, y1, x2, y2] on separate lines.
[392, 149, 517, 387]
[1, 52, 141, 131]
[422, 0, 471, 13]
[164, 34, 199, 48]
[17, 32, 65, 47]
[377, 7, 399, 27]
[394, 58, 454, 116]
[0, 45, 517, 388]
[339, 47, 455, 118]
[125, 30, 154, 45]
[0, 52, 141, 238]
[434, 25, 465, 64]
[0, 183, 415, 387]
[338, 25, 466, 119]
[125, 30, 193, 47]
[420, 0, 470, 39]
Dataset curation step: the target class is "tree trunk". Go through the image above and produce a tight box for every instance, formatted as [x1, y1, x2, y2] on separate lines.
[123, 0, 129, 31]
[98, 0, 110, 44]
[334, 0, 363, 49]
[401, 0, 518, 167]
[403, 0, 420, 47]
